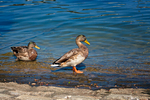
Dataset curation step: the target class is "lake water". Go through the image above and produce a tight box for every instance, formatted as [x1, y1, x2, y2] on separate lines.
[0, 0, 150, 89]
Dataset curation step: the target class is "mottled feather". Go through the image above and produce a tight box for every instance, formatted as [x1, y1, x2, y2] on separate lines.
[52, 35, 90, 71]
[11, 41, 40, 61]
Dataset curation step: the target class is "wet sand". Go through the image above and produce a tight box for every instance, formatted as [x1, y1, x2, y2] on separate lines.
[0, 82, 149, 100]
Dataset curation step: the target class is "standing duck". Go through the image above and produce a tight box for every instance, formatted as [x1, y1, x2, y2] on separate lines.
[51, 35, 90, 73]
[11, 41, 40, 61]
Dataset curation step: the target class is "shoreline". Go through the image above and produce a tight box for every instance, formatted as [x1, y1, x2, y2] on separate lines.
[0, 82, 149, 100]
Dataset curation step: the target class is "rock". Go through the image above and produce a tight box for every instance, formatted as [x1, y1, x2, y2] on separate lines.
[16, 95, 52, 100]
[0, 94, 12, 98]
[0, 89, 5, 92]
[0, 82, 149, 100]
[53, 95, 100, 100]
[102, 94, 139, 100]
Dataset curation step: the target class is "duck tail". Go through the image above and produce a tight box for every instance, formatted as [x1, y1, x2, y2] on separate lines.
[51, 63, 60, 67]
[11, 47, 18, 53]
[11, 47, 16, 50]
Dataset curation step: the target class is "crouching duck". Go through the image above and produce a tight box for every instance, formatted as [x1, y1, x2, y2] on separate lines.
[11, 41, 40, 61]
[51, 35, 90, 74]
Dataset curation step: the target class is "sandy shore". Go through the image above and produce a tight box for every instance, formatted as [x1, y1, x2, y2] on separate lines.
[0, 82, 149, 100]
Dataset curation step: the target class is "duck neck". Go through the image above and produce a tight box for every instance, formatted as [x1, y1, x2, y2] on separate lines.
[76, 40, 89, 55]
[28, 45, 33, 50]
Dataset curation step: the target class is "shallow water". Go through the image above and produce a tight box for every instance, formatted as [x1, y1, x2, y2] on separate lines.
[0, 0, 150, 89]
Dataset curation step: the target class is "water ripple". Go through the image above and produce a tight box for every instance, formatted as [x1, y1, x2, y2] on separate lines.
[0, 0, 150, 89]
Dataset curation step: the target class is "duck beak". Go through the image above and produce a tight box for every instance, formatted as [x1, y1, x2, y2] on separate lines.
[35, 45, 40, 49]
[84, 39, 90, 45]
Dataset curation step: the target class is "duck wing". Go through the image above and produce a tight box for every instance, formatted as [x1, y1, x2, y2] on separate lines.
[53, 48, 80, 64]
[11, 46, 28, 53]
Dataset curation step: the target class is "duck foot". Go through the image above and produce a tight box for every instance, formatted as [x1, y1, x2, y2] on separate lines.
[72, 66, 83, 74]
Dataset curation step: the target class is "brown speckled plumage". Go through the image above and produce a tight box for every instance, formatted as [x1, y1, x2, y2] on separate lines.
[52, 35, 90, 73]
[11, 41, 40, 61]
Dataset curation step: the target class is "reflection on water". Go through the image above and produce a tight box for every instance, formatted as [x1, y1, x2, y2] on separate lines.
[0, 0, 150, 89]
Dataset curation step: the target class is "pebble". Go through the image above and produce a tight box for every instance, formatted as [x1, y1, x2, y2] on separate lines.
[31, 83, 36, 86]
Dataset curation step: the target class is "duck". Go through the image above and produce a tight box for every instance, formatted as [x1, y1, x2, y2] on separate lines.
[51, 35, 90, 73]
[11, 41, 40, 61]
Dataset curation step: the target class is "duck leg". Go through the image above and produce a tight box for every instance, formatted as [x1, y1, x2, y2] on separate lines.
[15, 58, 19, 61]
[72, 66, 83, 73]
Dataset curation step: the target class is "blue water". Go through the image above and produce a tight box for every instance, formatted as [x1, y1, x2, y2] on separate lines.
[0, 0, 150, 89]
